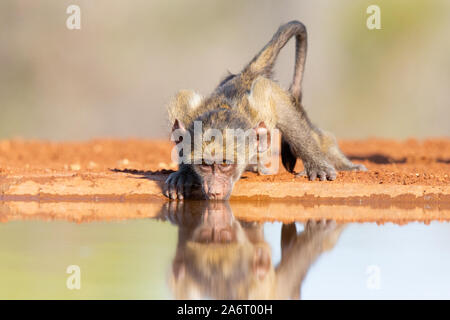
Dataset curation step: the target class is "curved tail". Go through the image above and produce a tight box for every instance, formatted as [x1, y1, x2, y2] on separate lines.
[242, 20, 307, 103]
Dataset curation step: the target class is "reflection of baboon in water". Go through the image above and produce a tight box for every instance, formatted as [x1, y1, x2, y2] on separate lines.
[160, 202, 345, 299]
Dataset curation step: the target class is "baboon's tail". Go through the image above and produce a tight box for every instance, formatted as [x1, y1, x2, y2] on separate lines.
[242, 21, 308, 173]
[242, 20, 307, 103]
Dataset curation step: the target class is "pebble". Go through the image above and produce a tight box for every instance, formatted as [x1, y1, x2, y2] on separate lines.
[169, 162, 177, 169]
[70, 164, 81, 171]
[88, 161, 97, 169]
[158, 162, 167, 168]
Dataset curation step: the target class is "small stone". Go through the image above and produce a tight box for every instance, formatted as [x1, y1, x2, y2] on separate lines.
[169, 162, 177, 169]
[70, 164, 81, 171]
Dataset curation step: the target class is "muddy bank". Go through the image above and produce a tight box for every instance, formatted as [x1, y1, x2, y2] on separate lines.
[0, 138, 449, 202]
[1, 200, 449, 224]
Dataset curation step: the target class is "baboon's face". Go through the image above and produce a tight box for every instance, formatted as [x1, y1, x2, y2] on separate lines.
[194, 162, 238, 200]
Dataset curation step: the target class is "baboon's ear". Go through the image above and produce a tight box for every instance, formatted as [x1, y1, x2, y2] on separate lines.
[171, 119, 187, 145]
[172, 119, 185, 131]
[254, 122, 271, 153]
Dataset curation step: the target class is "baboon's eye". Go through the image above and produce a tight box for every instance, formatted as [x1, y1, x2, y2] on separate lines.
[199, 161, 212, 172]
[219, 162, 233, 172]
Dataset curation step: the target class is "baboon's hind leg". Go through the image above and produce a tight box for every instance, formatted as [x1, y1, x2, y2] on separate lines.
[319, 129, 367, 172]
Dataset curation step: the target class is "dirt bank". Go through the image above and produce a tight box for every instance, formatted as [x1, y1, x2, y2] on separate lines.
[0, 138, 449, 203]
[2, 201, 449, 225]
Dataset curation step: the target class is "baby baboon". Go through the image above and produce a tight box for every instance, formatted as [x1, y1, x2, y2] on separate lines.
[165, 21, 366, 200]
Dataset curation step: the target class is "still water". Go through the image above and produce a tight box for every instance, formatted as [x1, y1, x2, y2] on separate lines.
[0, 201, 449, 299]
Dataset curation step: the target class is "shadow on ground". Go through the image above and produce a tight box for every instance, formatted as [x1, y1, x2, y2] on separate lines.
[111, 168, 174, 179]
[349, 154, 406, 164]
[110, 168, 204, 200]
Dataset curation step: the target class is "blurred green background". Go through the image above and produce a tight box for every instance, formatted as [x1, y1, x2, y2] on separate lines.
[0, 0, 449, 140]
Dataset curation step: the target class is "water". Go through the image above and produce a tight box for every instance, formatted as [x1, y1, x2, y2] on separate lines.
[0, 201, 449, 299]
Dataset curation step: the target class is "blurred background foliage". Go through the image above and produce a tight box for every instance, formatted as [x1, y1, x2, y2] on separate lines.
[0, 0, 449, 140]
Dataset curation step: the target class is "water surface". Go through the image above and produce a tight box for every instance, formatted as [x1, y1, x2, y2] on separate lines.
[0, 201, 449, 299]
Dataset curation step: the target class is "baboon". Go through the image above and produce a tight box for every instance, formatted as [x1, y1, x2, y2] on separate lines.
[165, 21, 366, 200]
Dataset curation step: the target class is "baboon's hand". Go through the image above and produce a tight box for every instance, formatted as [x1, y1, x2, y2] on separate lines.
[164, 168, 196, 200]
[163, 201, 195, 224]
[297, 161, 337, 181]
[163, 201, 184, 224]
